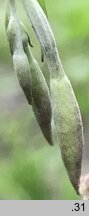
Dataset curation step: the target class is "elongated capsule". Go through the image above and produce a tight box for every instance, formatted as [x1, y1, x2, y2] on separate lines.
[5, 0, 32, 105]
[50, 75, 84, 193]
[22, 29, 53, 146]
[23, 0, 84, 193]
[5, 0, 53, 146]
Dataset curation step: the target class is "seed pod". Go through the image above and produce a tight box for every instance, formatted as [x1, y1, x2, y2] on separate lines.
[50, 75, 84, 193]
[23, 0, 84, 193]
[5, 0, 32, 104]
[5, 0, 53, 146]
[22, 29, 53, 146]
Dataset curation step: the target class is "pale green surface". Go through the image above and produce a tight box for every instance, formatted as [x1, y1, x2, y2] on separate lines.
[38, 0, 48, 17]
[0, 0, 89, 199]
[50, 75, 83, 192]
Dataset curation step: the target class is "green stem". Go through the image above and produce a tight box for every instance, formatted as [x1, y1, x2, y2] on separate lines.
[6, 0, 23, 53]
[7, 0, 16, 17]
[22, 0, 64, 79]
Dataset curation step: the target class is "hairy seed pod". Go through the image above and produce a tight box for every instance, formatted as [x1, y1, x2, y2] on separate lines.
[5, 0, 32, 104]
[5, 0, 53, 146]
[23, 0, 84, 193]
[22, 28, 53, 146]
[50, 75, 84, 193]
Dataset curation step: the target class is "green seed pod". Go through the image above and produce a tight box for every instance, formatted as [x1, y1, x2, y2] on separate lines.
[30, 55, 53, 146]
[5, 0, 53, 146]
[50, 75, 84, 193]
[22, 32, 53, 146]
[5, 0, 32, 105]
[23, 0, 84, 193]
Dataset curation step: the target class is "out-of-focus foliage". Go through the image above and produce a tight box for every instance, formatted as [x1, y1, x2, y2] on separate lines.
[0, 0, 89, 199]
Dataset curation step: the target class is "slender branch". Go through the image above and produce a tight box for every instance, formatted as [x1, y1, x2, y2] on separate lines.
[22, 0, 64, 78]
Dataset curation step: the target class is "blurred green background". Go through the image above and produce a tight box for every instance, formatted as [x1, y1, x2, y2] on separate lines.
[0, 0, 89, 200]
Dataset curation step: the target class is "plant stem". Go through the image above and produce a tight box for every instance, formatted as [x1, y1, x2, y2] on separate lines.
[22, 0, 64, 79]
